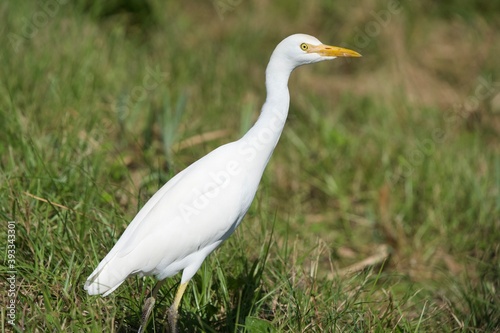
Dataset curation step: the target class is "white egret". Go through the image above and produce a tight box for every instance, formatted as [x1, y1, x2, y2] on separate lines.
[85, 34, 361, 332]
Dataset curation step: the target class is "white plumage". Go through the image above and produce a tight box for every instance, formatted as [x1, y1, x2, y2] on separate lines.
[85, 34, 360, 332]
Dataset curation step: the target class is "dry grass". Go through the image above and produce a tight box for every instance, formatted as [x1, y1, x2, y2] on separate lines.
[1, 0, 499, 331]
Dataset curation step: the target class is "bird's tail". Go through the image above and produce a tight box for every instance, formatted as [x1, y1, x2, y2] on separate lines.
[84, 256, 129, 296]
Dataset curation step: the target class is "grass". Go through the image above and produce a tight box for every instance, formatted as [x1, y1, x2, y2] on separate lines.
[1, 0, 499, 332]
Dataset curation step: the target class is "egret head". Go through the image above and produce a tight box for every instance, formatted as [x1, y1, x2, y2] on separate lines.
[272, 34, 361, 68]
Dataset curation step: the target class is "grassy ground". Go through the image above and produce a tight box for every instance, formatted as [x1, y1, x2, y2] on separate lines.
[1, 0, 499, 332]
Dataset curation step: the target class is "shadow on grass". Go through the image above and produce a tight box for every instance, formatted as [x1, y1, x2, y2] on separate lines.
[112, 253, 272, 332]
[179, 256, 271, 333]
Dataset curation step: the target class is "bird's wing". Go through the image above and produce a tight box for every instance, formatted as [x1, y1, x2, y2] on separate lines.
[85, 141, 255, 295]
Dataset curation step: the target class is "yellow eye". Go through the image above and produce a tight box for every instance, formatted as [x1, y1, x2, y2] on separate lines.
[300, 43, 309, 51]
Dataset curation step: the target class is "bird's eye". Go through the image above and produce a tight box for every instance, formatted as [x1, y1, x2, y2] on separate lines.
[300, 43, 309, 51]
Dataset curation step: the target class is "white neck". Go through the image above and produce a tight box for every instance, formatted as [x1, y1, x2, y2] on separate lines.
[239, 55, 294, 168]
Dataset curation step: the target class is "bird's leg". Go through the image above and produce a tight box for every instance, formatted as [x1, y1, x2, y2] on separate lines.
[167, 281, 189, 333]
[138, 280, 166, 333]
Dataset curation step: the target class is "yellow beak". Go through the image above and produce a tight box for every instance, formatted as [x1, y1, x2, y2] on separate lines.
[308, 44, 362, 57]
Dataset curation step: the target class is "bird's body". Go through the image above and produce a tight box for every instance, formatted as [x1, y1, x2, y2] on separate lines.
[85, 34, 360, 332]
[85, 140, 263, 295]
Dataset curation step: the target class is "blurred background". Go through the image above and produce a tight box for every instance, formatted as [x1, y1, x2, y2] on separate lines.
[1, 0, 499, 331]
